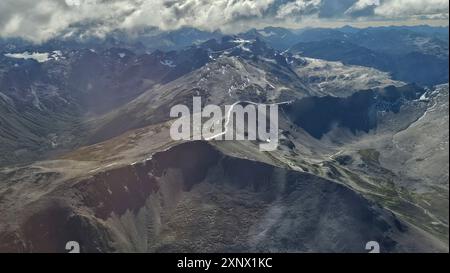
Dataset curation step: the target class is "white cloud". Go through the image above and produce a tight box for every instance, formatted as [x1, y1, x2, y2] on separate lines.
[0, 0, 281, 42]
[375, 0, 449, 18]
[0, 0, 448, 43]
[121, 0, 276, 32]
[276, 0, 321, 19]
[345, 0, 380, 15]
[0, 0, 141, 42]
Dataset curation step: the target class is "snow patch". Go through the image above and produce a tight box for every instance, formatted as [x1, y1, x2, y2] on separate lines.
[5, 51, 63, 62]
[160, 59, 176, 68]
[231, 38, 253, 44]
[5, 52, 50, 63]
[258, 30, 276, 37]
[419, 92, 430, 102]
[50, 51, 63, 60]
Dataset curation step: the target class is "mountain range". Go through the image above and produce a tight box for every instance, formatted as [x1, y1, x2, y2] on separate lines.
[0, 26, 448, 253]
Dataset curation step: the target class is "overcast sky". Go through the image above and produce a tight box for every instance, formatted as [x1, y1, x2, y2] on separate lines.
[0, 0, 448, 43]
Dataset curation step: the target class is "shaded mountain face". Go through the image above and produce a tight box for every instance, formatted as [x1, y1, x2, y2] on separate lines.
[0, 28, 448, 253]
[282, 84, 425, 138]
[0, 43, 217, 165]
[1, 46, 213, 114]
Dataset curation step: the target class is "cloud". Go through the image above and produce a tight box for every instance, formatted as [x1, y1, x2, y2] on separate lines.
[0, 0, 281, 42]
[0, 0, 140, 42]
[0, 0, 448, 43]
[121, 0, 276, 32]
[345, 0, 380, 17]
[345, 0, 449, 19]
[275, 0, 321, 19]
[317, 0, 356, 18]
[375, 0, 449, 19]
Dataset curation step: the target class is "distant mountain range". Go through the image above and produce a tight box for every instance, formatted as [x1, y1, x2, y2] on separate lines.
[2, 25, 447, 86]
[243, 26, 449, 86]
